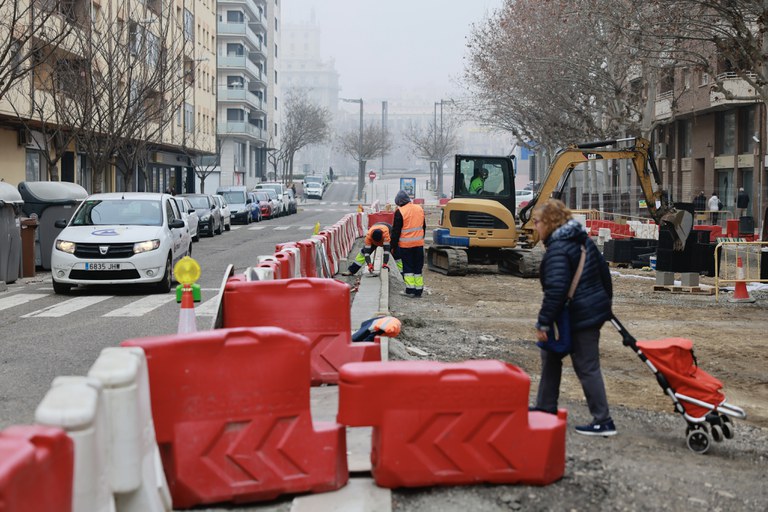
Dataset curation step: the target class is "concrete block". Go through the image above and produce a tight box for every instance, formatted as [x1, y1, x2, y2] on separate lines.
[680, 272, 700, 287]
[656, 271, 675, 286]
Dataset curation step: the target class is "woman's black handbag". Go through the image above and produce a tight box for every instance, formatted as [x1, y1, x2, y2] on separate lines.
[537, 246, 586, 354]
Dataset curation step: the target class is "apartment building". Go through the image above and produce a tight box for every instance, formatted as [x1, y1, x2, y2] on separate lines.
[653, 66, 764, 221]
[212, 0, 279, 190]
[0, 0, 217, 193]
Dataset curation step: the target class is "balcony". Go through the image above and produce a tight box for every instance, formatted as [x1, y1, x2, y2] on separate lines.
[654, 90, 673, 121]
[219, 55, 262, 79]
[217, 22, 259, 41]
[710, 72, 760, 107]
[218, 86, 264, 112]
[219, 121, 265, 141]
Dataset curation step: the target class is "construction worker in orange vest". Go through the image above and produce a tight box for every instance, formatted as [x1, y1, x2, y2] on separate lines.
[342, 222, 392, 276]
[390, 190, 426, 298]
[351, 315, 402, 341]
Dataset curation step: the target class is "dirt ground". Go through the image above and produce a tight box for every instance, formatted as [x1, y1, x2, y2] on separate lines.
[373, 246, 768, 510]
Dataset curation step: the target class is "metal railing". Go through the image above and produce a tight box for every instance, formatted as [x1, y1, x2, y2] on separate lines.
[713, 240, 768, 301]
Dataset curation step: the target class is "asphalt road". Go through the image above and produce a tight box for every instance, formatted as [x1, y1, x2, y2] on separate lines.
[0, 181, 358, 430]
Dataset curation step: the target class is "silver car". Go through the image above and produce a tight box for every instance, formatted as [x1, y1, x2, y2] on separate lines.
[173, 196, 200, 242]
[212, 194, 232, 231]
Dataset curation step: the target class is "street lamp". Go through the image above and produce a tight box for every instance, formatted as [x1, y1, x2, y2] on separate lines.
[340, 97, 364, 201]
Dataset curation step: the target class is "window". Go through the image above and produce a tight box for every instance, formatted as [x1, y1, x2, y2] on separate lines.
[25, 151, 46, 181]
[739, 106, 756, 154]
[679, 119, 692, 158]
[227, 43, 244, 56]
[227, 10, 244, 22]
[227, 108, 244, 121]
[274, 43, 278, 58]
[227, 76, 244, 88]
[699, 70, 709, 86]
[184, 9, 194, 42]
[682, 68, 691, 90]
[717, 111, 736, 155]
[184, 103, 194, 133]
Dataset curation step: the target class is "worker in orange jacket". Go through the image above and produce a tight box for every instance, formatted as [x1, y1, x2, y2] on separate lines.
[390, 190, 426, 298]
[342, 222, 392, 276]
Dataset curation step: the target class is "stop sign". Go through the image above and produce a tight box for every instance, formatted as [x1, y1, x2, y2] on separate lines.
[369, 171, 377, 180]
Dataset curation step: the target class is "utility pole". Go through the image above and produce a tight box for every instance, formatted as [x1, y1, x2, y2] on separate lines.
[340, 97, 364, 201]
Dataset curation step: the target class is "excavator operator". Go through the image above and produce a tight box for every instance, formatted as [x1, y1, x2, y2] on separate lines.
[469, 167, 488, 195]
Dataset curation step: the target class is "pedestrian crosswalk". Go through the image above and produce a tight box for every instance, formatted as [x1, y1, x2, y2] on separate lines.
[2, 288, 223, 319]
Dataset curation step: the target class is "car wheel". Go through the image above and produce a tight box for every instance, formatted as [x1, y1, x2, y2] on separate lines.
[225, 220, 231, 231]
[215, 219, 222, 235]
[192, 230, 200, 242]
[155, 255, 172, 294]
[52, 278, 71, 295]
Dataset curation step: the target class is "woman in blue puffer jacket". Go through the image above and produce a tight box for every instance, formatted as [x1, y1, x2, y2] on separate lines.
[531, 199, 616, 436]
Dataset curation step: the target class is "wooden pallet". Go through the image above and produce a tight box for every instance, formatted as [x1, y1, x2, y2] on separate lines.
[653, 285, 715, 295]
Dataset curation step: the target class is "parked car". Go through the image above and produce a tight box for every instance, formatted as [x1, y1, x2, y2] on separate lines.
[283, 188, 297, 214]
[212, 194, 231, 231]
[254, 183, 288, 216]
[246, 192, 262, 222]
[304, 181, 324, 200]
[50, 192, 192, 294]
[178, 193, 222, 236]
[257, 187, 284, 217]
[516, 189, 535, 212]
[217, 186, 258, 224]
[253, 190, 275, 219]
[303, 175, 326, 192]
[173, 196, 200, 242]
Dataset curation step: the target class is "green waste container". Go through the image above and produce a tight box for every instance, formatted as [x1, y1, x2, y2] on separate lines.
[0, 182, 23, 284]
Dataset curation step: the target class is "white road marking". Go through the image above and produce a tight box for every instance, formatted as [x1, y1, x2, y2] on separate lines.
[0, 294, 48, 312]
[248, 226, 266, 230]
[195, 295, 221, 316]
[274, 226, 292, 230]
[22, 296, 113, 318]
[229, 226, 243, 230]
[103, 294, 176, 317]
[300, 226, 316, 230]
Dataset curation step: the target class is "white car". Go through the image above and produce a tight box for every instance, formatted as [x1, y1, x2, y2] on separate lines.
[516, 189, 535, 211]
[50, 192, 192, 294]
[305, 182, 323, 199]
[173, 196, 200, 242]
[212, 194, 231, 231]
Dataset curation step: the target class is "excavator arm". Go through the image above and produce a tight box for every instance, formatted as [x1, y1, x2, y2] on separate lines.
[518, 137, 692, 250]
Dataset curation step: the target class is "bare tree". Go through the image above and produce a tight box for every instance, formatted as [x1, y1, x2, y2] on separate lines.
[278, 89, 331, 184]
[403, 115, 461, 198]
[52, 2, 190, 192]
[337, 122, 393, 201]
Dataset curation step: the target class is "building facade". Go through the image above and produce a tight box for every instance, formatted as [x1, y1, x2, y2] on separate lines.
[0, 0, 217, 193]
[211, 0, 279, 191]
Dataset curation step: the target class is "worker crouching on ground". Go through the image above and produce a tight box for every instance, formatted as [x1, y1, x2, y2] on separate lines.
[391, 190, 426, 298]
[342, 222, 392, 276]
[351, 315, 401, 341]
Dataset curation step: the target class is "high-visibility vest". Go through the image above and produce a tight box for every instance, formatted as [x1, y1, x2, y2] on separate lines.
[371, 316, 401, 337]
[398, 203, 425, 248]
[365, 223, 391, 246]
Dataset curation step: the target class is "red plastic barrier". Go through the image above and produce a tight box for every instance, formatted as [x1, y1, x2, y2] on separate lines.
[221, 278, 380, 385]
[121, 328, 347, 508]
[297, 240, 317, 277]
[693, 224, 723, 240]
[367, 211, 394, 229]
[0, 425, 74, 512]
[439, 198, 450, 206]
[337, 360, 567, 488]
[275, 241, 298, 254]
[413, 198, 424, 205]
[356, 213, 364, 236]
[274, 251, 295, 279]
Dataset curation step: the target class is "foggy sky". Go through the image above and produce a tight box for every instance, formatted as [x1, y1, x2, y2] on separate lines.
[281, 0, 503, 100]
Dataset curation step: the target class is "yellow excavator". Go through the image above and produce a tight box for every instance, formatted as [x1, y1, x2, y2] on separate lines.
[427, 137, 693, 277]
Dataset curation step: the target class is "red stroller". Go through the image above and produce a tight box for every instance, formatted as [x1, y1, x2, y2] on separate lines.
[610, 317, 747, 454]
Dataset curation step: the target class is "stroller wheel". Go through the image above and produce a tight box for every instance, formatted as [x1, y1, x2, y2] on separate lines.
[711, 424, 724, 442]
[686, 427, 711, 454]
[721, 416, 734, 439]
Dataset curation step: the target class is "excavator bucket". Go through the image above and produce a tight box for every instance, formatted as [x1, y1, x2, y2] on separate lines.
[660, 209, 693, 251]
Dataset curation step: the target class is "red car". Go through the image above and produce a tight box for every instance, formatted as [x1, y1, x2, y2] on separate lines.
[254, 190, 275, 219]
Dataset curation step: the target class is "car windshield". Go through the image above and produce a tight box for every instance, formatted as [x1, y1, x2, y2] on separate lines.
[185, 196, 210, 209]
[259, 184, 282, 194]
[305, 176, 323, 184]
[264, 190, 278, 200]
[71, 199, 163, 226]
[221, 191, 246, 204]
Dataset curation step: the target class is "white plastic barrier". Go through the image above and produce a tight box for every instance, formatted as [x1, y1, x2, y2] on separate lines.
[35, 376, 115, 512]
[88, 347, 172, 512]
[282, 247, 302, 278]
[597, 227, 612, 244]
[311, 236, 332, 277]
[244, 266, 274, 280]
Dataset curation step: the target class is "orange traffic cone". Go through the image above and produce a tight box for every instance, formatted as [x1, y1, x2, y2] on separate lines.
[729, 257, 755, 303]
[177, 285, 198, 333]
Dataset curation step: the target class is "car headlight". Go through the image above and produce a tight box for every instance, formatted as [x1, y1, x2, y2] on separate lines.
[200, 214, 211, 222]
[133, 239, 161, 254]
[55, 240, 76, 254]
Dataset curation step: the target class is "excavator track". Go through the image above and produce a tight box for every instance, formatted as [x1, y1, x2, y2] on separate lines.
[498, 248, 543, 278]
[427, 246, 469, 276]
